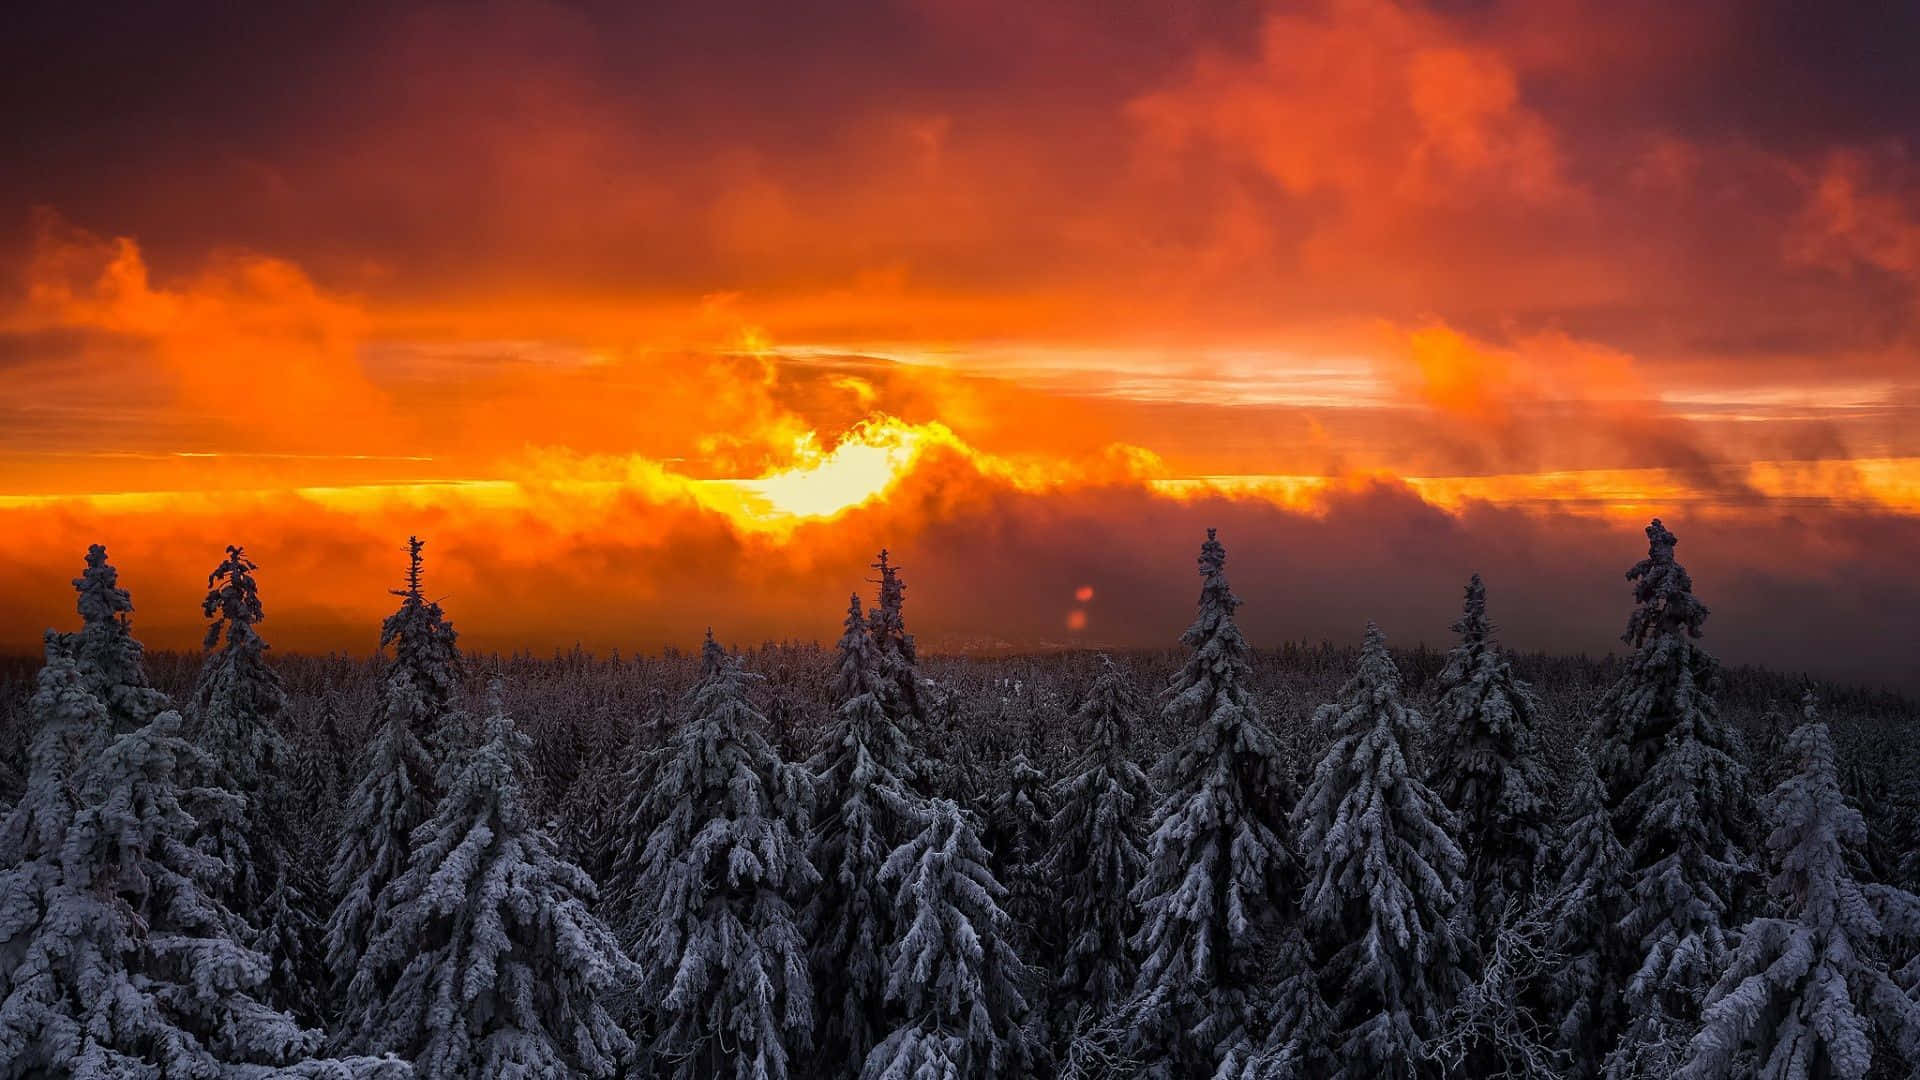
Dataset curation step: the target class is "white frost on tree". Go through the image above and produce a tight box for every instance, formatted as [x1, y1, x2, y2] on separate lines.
[1428, 574, 1549, 937]
[1542, 756, 1634, 1076]
[862, 799, 1035, 1079]
[626, 633, 817, 1079]
[1294, 622, 1467, 1079]
[867, 549, 925, 740]
[1044, 656, 1151, 1034]
[1591, 520, 1753, 1077]
[602, 687, 681, 925]
[0, 631, 318, 1074]
[190, 544, 328, 1025]
[1677, 694, 1920, 1079]
[325, 669, 436, 990]
[805, 593, 927, 1072]
[340, 682, 633, 1078]
[991, 748, 1057, 970]
[0, 635, 102, 875]
[194, 544, 289, 790]
[1124, 529, 1296, 1076]
[379, 536, 462, 764]
[68, 543, 169, 734]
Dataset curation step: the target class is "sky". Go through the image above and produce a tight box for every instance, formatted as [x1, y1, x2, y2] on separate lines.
[2, 0, 1918, 689]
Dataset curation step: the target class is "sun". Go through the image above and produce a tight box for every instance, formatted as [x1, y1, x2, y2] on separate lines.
[690, 417, 940, 530]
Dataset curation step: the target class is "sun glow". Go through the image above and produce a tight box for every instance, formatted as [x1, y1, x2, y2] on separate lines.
[738, 422, 930, 519]
[676, 417, 986, 532]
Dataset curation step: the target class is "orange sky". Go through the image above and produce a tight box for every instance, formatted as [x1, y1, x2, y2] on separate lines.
[3, 0, 1917, 687]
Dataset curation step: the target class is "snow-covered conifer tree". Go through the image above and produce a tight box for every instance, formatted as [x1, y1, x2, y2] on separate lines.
[341, 683, 633, 1078]
[1218, 924, 1334, 1080]
[379, 536, 461, 758]
[867, 549, 924, 736]
[1591, 520, 1753, 1075]
[187, 544, 329, 1023]
[1428, 574, 1549, 936]
[324, 669, 436, 990]
[1294, 622, 1468, 1078]
[806, 594, 927, 1073]
[626, 634, 817, 1079]
[0, 635, 102, 872]
[68, 543, 169, 733]
[991, 748, 1057, 968]
[1676, 693, 1920, 1079]
[1543, 757, 1634, 1076]
[600, 684, 685, 926]
[0, 643, 318, 1075]
[862, 799, 1035, 1079]
[1044, 656, 1151, 1035]
[1591, 520, 1722, 804]
[1123, 529, 1297, 1075]
[194, 544, 288, 789]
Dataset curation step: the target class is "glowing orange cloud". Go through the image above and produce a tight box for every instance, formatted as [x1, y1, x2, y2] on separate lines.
[10, 212, 387, 454]
[4, 0, 1920, 684]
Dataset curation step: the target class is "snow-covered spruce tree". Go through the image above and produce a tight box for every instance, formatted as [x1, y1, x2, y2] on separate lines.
[324, 668, 437, 992]
[1123, 528, 1297, 1075]
[189, 544, 329, 1024]
[626, 633, 817, 1079]
[0, 640, 103, 1073]
[1591, 519, 1754, 1076]
[1893, 764, 1920, 894]
[990, 747, 1057, 971]
[1212, 924, 1333, 1080]
[1676, 693, 1920, 1080]
[1428, 574, 1549, 937]
[862, 798, 1036, 1079]
[0, 635, 102, 873]
[1543, 756, 1634, 1077]
[1842, 760, 1903, 893]
[1044, 656, 1151, 1036]
[1590, 519, 1724, 805]
[379, 536, 461, 761]
[1294, 622, 1468, 1079]
[341, 682, 633, 1078]
[805, 594, 927, 1074]
[68, 543, 169, 734]
[601, 683, 686, 925]
[194, 544, 288, 790]
[867, 548, 925, 739]
[0, 657, 319, 1075]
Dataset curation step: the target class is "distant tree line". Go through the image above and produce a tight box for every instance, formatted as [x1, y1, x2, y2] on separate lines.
[0, 522, 1916, 1078]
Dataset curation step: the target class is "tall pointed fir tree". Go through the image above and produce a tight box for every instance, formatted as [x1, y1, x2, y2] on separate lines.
[379, 536, 462, 763]
[862, 799, 1037, 1079]
[193, 544, 287, 791]
[601, 683, 684, 924]
[0, 638, 112, 1055]
[0, 635, 323, 1075]
[1677, 693, 1920, 1080]
[805, 593, 927, 1074]
[341, 683, 634, 1078]
[1590, 519, 1754, 1076]
[990, 746, 1057, 976]
[1543, 756, 1635, 1077]
[68, 543, 168, 734]
[867, 549, 925, 741]
[1123, 529, 1298, 1075]
[324, 668, 437, 994]
[1428, 574, 1549, 938]
[626, 634, 817, 1079]
[1044, 656, 1151, 1039]
[1293, 623, 1468, 1079]
[190, 543, 328, 1025]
